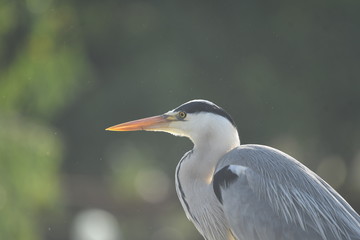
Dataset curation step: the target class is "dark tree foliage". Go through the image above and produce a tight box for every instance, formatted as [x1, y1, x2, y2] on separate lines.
[1, 0, 359, 239]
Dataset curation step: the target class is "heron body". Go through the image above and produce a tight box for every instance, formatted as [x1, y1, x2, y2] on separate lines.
[106, 99, 360, 240]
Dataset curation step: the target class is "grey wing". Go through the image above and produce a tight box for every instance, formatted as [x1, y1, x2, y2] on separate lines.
[213, 145, 360, 240]
[213, 164, 323, 240]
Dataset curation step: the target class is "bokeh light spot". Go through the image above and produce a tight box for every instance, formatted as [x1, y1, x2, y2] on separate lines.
[135, 168, 170, 204]
[71, 209, 122, 240]
[317, 156, 347, 190]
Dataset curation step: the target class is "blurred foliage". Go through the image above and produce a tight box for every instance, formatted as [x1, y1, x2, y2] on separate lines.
[0, 0, 88, 120]
[0, 114, 61, 240]
[0, 0, 90, 239]
[0, 0, 360, 240]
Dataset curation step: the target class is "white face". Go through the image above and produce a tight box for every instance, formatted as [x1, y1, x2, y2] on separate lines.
[164, 110, 198, 137]
[164, 111, 238, 144]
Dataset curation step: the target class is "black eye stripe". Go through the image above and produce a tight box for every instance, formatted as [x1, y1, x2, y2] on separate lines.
[173, 100, 236, 127]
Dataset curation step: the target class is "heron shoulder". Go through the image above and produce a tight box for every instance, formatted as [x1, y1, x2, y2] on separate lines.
[212, 144, 360, 240]
[213, 165, 248, 204]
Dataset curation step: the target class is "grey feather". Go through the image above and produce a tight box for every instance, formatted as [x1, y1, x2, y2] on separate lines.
[214, 144, 360, 240]
[109, 100, 360, 240]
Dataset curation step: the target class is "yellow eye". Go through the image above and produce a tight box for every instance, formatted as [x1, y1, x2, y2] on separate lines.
[178, 111, 187, 119]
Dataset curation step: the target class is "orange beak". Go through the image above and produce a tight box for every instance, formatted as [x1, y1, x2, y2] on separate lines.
[106, 115, 172, 132]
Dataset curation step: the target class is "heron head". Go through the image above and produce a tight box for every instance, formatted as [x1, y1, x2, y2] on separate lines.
[106, 99, 239, 145]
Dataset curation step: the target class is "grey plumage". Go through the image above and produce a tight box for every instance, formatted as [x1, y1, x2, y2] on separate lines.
[214, 145, 360, 240]
[106, 99, 360, 240]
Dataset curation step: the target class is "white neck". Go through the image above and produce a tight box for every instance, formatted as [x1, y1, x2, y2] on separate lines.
[190, 114, 240, 154]
[175, 114, 240, 240]
[182, 113, 240, 182]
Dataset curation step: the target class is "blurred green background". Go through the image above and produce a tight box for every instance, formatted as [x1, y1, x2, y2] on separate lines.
[0, 0, 359, 239]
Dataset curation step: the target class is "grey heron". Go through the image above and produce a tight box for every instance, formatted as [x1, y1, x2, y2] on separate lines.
[106, 99, 360, 240]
